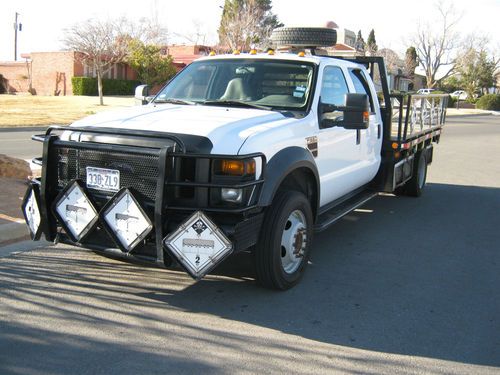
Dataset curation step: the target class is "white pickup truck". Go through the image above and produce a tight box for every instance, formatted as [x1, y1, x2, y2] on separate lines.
[22, 28, 447, 290]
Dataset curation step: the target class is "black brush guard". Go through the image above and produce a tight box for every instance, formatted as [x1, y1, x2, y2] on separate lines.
[32, 126, 266, 267]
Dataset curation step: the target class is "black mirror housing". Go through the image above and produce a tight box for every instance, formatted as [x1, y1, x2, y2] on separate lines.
[341, 93, 369, 129]
[319, 93, 369, 130]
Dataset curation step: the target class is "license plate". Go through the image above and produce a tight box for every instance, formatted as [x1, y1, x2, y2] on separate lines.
[86, 167, 120, 192]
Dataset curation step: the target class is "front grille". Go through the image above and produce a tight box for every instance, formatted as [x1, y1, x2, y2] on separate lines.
[55, 146, 160, 201]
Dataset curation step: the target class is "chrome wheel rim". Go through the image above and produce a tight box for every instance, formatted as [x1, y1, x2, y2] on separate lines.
[280, 209, 307, 274]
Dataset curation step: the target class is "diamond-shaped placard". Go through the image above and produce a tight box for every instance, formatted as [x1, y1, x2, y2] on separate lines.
[52, 180, 99, 242]
[21, 183, 43, 241]
[99, 188, 153, 253]
[164, 211, 233, 280]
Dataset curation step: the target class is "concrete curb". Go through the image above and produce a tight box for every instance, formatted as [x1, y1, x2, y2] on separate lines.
[0, 221, 29, 243]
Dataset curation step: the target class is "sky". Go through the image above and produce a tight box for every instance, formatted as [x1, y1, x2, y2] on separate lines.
[1, 0, 499, 61]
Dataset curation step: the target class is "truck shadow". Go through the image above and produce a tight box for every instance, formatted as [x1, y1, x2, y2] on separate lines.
[1, 183, 499, 372]
[160, 182, 500, 367]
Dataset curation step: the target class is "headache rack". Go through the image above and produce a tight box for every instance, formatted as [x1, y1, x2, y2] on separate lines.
[32, 126, 266, 264]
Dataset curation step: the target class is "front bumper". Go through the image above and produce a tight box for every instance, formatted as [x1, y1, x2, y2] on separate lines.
[24, 126, 266, 279]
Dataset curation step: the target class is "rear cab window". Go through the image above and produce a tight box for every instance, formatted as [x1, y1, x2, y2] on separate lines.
[348, 69, 375, 113]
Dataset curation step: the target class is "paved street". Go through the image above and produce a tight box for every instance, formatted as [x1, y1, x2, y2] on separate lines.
[0, 127, 45, 161]
[0, 115, 499, 374]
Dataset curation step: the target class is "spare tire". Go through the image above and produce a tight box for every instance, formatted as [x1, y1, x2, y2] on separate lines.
[271, 27, 337, 48]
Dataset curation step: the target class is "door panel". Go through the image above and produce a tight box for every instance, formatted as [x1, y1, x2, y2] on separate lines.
[316, 66, 364, 206]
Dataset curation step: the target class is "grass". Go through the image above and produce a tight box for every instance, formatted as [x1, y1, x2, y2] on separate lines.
[0, 95, 135, 127]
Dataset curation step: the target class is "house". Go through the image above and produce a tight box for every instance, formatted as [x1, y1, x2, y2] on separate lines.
[0, 45, 210, 96]
[165, 45, 211, 69]
[0, 51, 136, 96]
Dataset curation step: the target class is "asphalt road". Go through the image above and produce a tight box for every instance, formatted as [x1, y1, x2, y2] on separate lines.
[0, 127, 45, 161]
[0, 116, 499, 374]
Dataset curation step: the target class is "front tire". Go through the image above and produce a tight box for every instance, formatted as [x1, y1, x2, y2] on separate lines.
[254, 190, 313, 290]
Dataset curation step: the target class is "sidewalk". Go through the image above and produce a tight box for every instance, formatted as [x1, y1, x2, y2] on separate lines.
[0, 177, 30, 246]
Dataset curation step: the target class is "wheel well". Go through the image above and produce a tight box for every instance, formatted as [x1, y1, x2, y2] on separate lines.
[276, 168, 318, 220]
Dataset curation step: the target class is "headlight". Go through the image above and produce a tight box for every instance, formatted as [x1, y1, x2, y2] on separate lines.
[100, 188, 153, 252]
[52, 180, 99, 242]
[221, 188, 243, 203]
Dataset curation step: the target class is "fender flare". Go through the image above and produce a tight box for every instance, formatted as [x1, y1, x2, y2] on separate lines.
[259, 147, 320, 211]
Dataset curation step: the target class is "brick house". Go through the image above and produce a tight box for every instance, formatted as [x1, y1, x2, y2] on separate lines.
[0, 45, 209, 96]
[0, 51, 137, 96]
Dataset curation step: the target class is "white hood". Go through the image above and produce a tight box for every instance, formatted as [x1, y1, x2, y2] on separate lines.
[71, 104, 294, 154]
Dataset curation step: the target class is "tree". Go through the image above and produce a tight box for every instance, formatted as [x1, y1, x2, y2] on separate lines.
[404, 47, 418, 86]
[218, 0, 282, 51]
[63, 17, 168, 105]
[455, 48, 498, 98]
[411, 1, 461, 88]
[378, 48, 401, 74]
[127, 40, 176, 87]
[366, 29, 378, 55]
[355, 30, 365, 53]
[62, 18, 131, 105]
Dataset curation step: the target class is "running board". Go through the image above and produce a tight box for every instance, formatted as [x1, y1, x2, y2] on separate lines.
[314, 191, 378, 232]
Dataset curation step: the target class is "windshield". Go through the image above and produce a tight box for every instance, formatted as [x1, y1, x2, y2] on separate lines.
[154, 59, 316, 111]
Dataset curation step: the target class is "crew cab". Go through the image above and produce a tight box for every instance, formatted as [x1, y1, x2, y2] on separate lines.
[22, 28, 448, 290]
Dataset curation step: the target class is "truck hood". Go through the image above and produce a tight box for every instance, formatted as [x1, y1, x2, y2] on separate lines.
[71, 104, 294, 154]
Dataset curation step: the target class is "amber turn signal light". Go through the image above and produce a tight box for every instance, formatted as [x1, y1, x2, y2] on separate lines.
[219, 159, 256, 176]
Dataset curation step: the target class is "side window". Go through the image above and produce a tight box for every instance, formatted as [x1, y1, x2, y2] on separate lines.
[320, 66, 349, 106]
[349, 69, 375, 112]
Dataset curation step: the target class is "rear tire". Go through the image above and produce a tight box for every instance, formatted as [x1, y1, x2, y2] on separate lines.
[406, 151, 427, 197]
[254, 190, 313, 290]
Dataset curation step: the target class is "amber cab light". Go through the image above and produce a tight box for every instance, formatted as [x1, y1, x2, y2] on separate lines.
[220, 159, 256, 176]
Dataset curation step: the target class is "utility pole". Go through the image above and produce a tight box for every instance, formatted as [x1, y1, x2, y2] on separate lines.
[14, 12, 22, 61]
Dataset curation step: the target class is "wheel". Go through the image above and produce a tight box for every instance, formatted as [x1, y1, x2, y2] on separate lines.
[254, 190, 313, 290]
[271, 27, 337, 47]
[406, 151, 427, 197]
[393, 185, 406, 196]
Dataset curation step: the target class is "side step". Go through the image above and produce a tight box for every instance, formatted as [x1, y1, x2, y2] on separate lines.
[314, 190, 378, 232]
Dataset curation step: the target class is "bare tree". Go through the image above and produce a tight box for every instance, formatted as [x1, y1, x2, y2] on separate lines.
[62, 18, 131, 105]
[411, 1, 461, 88]
[173, 20, 209, 46]
[62, 17, 167, 105]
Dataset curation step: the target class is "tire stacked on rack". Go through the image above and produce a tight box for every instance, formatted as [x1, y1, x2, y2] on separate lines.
[270, 27, 337, 48]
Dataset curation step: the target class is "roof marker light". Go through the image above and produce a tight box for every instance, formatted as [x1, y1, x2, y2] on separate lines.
[209, 51, 216, 56]
[298, 51, 305, 57]
[250, 49, 257, 55]
[233, 49, 240, 55]
[267, 49, 275, 55]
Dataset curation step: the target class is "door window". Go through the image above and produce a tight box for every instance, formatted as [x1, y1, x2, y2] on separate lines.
[320, 66, 349, 106]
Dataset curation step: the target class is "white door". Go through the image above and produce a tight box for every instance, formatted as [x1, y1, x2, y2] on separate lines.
[315, 65, 364, 206]
[348, 68, 382, 181]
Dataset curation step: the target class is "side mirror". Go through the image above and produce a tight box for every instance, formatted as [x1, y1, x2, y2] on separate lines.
[135, 84, 153, 105]
[341, 93, 369, 129]
[319, 93, 369, 130]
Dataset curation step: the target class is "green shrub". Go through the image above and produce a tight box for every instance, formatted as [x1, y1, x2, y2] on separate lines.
[72, 77, 141, 96]
[447, 96, 457, 108]
[476, 94, 500, 111]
